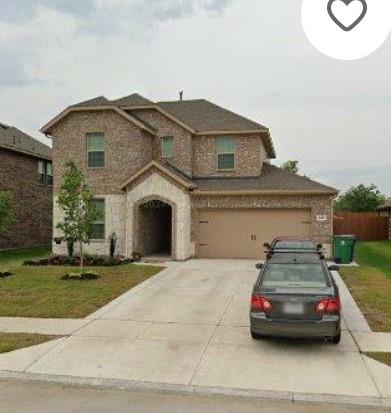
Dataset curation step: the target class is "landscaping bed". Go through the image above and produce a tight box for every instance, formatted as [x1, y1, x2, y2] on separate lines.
[24, 255, 134, 267]
[0, 333, 60, 354]
[340, 240, 391, 332]
[0, 263, 163, 318]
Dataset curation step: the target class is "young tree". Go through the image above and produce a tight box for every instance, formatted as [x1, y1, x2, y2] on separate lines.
[56, 161, 99, 268]
[0, 191, 13, 233]
[334, 184, 385, 212]
[281, 160, 299, 174]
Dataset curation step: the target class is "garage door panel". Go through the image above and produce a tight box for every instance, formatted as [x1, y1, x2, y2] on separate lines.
[198, 209, 311, 259]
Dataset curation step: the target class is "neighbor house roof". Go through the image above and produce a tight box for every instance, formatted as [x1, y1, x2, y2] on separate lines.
[40, 93, 275, 157]
[377, 199, 391, 211]
[191, 163, 338, 195]
[0, 122, 51, 160]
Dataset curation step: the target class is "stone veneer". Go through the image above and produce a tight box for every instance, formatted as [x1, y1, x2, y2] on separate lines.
[125, 172, 192, 260]
[53, 195, 126, 256]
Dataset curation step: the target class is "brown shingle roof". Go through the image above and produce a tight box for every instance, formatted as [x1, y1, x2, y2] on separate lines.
[71, 96, 112, 108]
[157, 99, 268, 133]
[377, 199, 391, 211]
[0, 122, 51, 160]
[112, 93, 154, 107]
[192, 163, 338, 194]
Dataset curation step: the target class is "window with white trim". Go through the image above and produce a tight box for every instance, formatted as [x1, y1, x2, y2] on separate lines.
[87, 133, 105, 168]
[161, 136, 174, 158]
[38, 160, 53, 185]
[217, 137, 235, 170]
[90, 199, 105, 240]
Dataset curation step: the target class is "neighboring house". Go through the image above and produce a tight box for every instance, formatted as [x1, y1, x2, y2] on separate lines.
[42, 93, 338, 260]
[0, 122, 52, 249]
[377, 199, 391, 240]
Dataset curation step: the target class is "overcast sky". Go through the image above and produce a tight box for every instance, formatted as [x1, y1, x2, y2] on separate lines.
[1, 0, 390, 194]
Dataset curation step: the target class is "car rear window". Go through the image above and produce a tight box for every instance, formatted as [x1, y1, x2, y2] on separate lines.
[274, 240, 316, 250]
[262, 263, 328, 288]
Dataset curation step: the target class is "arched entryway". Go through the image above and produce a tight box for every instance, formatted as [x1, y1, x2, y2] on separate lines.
[135, 199, 174, 258]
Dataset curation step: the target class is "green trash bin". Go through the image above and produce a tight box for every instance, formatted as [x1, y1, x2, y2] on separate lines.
[333, 235, 357, 264]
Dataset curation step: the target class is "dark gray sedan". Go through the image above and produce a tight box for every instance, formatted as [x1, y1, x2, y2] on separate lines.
[250, 253, 341, 344]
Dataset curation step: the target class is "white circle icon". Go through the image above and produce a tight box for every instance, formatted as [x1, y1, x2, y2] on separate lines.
[301, 0, 391, 60]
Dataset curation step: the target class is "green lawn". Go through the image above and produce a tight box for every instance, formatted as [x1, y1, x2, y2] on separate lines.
[365, 352, 391, 368]
[354, 241, 391, 277]
[0, 246, 51, 268]
[0, 247, 163, 318]
[340, 240, 391, 332]
[0, 333, 60, 354]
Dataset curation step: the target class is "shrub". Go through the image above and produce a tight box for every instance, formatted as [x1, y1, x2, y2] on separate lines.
[132, 252, 143, 262]
[61, 271, 100, 281]
[0, 270, 12, 278]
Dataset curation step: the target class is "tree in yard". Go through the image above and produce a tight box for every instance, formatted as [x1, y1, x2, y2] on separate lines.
[0, 191, 13, 234]
[334, 184, 385, 212]
[56, 161, 99, 268]
[281, 160, 299, 174]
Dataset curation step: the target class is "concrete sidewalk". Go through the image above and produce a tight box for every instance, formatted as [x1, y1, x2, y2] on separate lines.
[0, 259, 391, 408]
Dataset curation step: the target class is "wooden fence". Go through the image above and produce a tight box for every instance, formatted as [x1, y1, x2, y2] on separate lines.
[333, 212, 389, 241]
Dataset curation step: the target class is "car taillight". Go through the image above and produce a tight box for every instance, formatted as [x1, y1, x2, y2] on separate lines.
[315, 298, 341, 314]
[251, 295, 273, 313]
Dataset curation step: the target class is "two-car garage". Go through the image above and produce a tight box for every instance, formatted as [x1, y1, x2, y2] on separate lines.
[197, 209, 312, 259]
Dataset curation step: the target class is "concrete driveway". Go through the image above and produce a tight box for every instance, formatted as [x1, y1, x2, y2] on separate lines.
[1, 259, 391, 406]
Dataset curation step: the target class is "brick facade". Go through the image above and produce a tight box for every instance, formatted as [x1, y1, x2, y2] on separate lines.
[192, 134, 267, 177]
[49, 103, 335, 259]
[51, 110, 153, 195]
[133, 109, 193, 176]
[0, 148, 52, 249]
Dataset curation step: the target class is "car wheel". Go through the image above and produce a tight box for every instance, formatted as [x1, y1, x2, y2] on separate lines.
[332, 332, 341, 344]
[250, 330, 264, 340]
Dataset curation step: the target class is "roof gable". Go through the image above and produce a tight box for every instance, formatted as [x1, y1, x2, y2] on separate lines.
[112, 93, 154, 107]
[121, 161, 196, 191]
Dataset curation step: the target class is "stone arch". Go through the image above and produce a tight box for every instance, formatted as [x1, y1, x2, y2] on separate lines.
[133, 195, 177, 259]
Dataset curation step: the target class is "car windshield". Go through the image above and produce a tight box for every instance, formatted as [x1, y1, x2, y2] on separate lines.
[274, 240, 315, 250]
[262, 263, 328, 288]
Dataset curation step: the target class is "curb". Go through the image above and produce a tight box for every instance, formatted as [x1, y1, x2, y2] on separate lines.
[0, 370, 390, 409]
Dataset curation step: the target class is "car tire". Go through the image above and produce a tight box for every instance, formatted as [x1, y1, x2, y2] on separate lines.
[332, 332, 341, 344]
[250, 330, 264, 340]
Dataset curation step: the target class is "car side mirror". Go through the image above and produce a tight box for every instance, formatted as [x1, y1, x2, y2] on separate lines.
[263, 242, 271, 250]
[255, 263, 264, 270]
[328, 265, 339, 272]
[317, 243, 323, 250]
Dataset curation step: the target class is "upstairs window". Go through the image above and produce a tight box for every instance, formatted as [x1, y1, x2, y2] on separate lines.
[38, 160, 45, 184]
[87, 133, 105, 168]
[46, 162, 53, 185]
[217, 137, 235, 170]
[161, 136, 174, 158]
[38, 160, 53, 185]
[90, 199, 105, 240]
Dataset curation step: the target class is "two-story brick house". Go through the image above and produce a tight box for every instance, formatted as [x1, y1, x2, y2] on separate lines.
[42, 93, 337, 260]
[0, 122, 52, 249]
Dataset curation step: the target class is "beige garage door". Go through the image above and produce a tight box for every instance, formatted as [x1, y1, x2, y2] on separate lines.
[198, 209, 312, 259]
